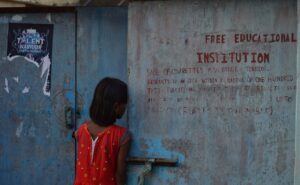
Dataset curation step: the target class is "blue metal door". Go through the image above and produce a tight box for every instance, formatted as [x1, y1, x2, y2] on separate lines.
[76, 7, 128, 127]
[0, 12, 76, 184]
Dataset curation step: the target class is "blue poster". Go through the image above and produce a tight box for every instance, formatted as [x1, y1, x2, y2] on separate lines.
[7, 23, 53, 96]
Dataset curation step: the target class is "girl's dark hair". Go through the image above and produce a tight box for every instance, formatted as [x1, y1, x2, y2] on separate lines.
[89, 77, 128, 126]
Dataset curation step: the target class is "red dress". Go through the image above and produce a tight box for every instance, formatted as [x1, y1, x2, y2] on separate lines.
[74, 122, 130, 185]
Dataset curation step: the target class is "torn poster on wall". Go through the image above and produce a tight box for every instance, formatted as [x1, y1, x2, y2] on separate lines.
[7, 23, 53, 96]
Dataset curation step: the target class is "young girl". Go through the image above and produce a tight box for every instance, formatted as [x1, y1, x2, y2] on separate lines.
[73, 77, 131, 185]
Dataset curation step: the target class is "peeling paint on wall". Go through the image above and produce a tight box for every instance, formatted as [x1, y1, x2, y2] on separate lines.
[13, 76, 19, 83]
[4, 77, 9, 94]
[46, 14, 51, 23]
[7, 55, 39, 67]
[11, 15, 24, 22]
[22, 86, 30, 94]
[27, 123, 36, 137]
[15, 121, 24, 137]
[40, 54, 51, 96]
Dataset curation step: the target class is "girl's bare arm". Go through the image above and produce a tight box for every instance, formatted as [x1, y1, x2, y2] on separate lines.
[116, 141, 131, 185]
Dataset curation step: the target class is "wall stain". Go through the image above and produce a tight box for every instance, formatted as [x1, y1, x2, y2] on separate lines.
[276, 132, 287, 175]
[162, 138, 192, 158]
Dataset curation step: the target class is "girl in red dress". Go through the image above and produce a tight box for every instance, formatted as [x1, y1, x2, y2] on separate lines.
[74, 77, 131, 185]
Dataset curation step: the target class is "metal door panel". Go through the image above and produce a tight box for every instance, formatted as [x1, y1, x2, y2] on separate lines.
[76, 7, 128, 127]
[0, 13, 75, 185]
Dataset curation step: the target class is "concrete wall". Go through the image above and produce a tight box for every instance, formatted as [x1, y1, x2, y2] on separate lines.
[0, 1, 25, 7]
[295, 1, 300, 184]
[128, 1, 297, 185]
[2, 0, 79, 6]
